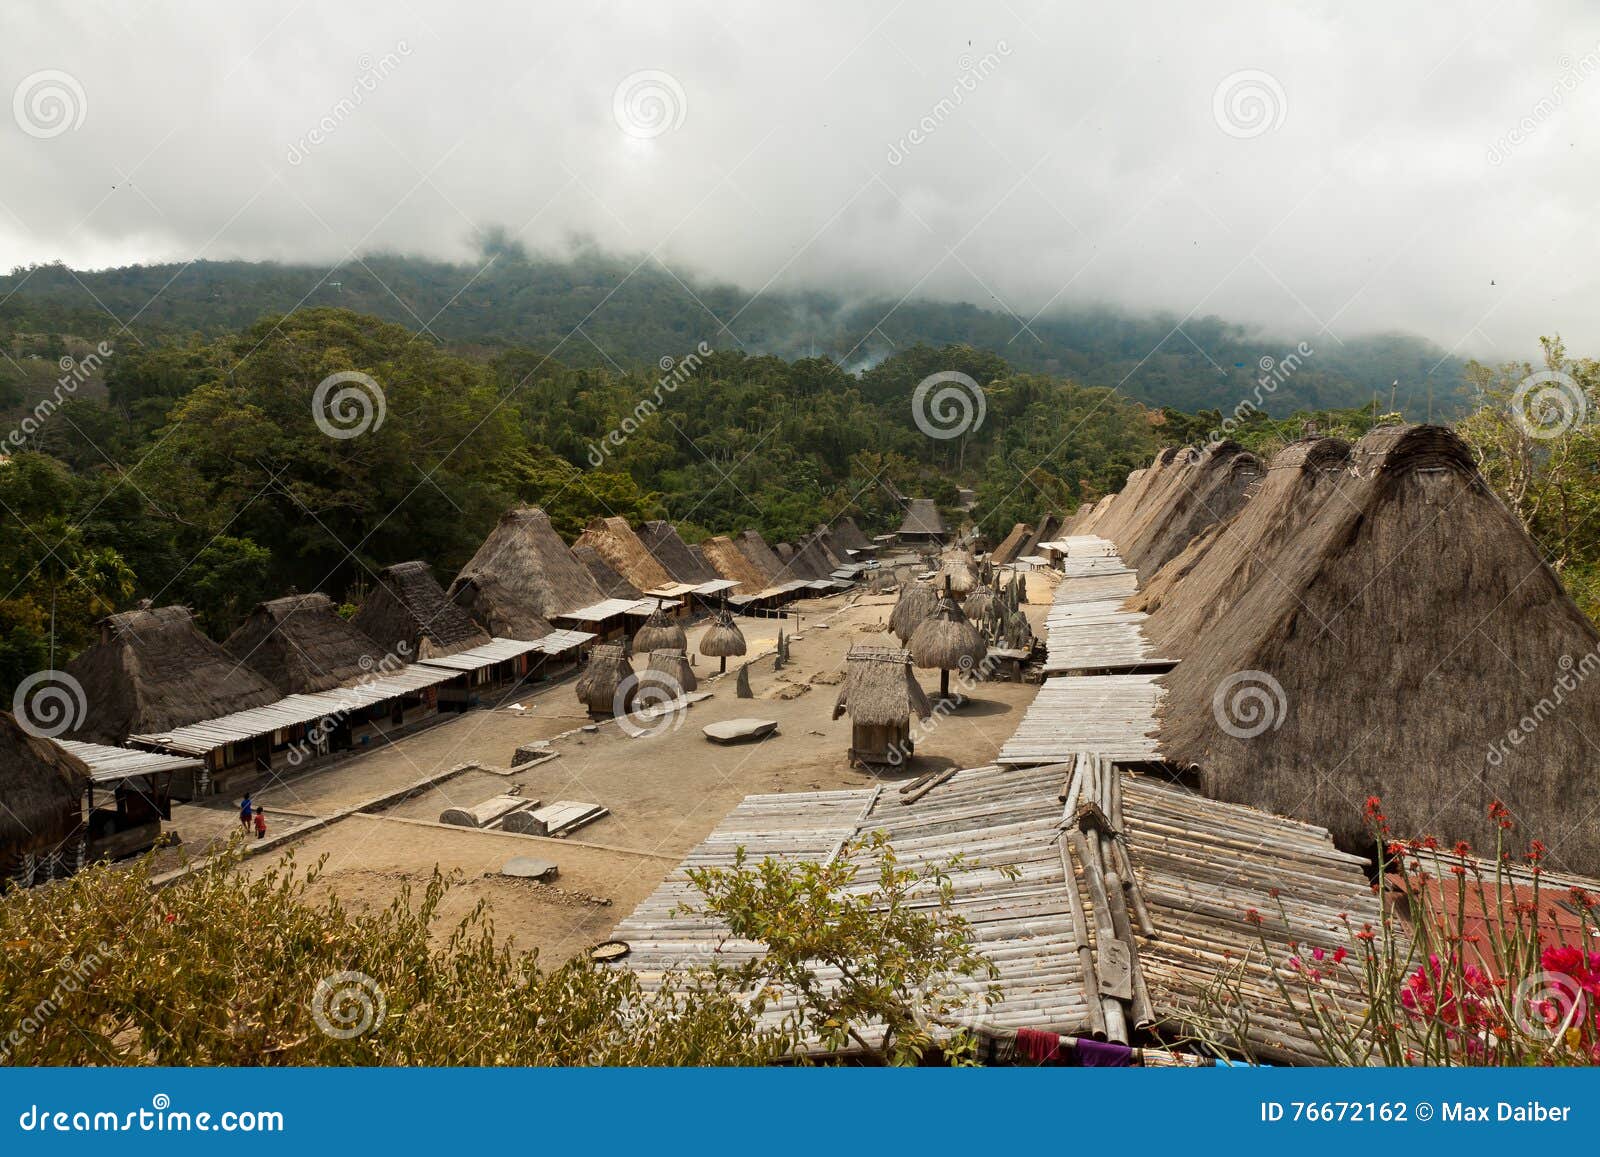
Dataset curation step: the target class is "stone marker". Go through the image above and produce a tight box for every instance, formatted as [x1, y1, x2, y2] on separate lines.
[501, 856, 559, 881]
[702, 718, 779, 744]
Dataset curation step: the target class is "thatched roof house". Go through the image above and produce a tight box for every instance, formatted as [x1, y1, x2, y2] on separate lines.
[353, 561, 490, 660]
[786, 533, 837, 581]
[700, 536, 768, 592]
[63, 605, 281, 744]
[448, 506, 600, 633]
[646, 648, 697, 694]
[1099, 443, 1262, 581]
[829, 516, 873, 554]
[1, 712, 89, 873]
[1134, 426, 1600, 873]
[223, 593, 388, 695]
[897, 499, 949, 544]
[990, 522, 1031, 566]
[574, 544, 642, 601]
[637, 520, 718, 585]
[733, 530, 785, 585]
[1018, 513, 1062, 559]
[573, 517, 673, 593]
[832, 646, 933, 725]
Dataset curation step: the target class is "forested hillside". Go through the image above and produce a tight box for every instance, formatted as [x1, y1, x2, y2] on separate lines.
[0, 250, 1467, 417]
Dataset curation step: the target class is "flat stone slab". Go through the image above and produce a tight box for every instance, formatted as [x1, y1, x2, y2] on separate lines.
[501, 856, 559, 880]
[702, 718, 779, 744]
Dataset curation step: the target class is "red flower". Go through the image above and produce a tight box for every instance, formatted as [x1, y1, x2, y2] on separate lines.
[1453, 839, 1472, 857]
[1356, 924, 1376, 942]
[1528, 839, 1547, 863]
[1488, 800, 1514, 830]
[1244, 907, 1263, 925]
[1332, 947, 1348, 964]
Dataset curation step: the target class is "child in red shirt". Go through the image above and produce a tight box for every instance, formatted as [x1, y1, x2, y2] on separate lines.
[253, 808, 267, 840]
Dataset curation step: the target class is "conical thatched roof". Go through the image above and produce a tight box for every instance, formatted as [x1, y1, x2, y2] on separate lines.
[699, 610, 747, 658]
[889, 581, 940, 644]
[0, 712, 88, 857]
[646, 648, 697, 694]
[832, 646, 933, 726]
[810, 527, 847, 570]
[1100, 442, 1262, 581]
[1018, 513, 1062, 560]
[224, 593, 389, 695]
[787, 532, 839, 580]
[1133, 426, 1600, 873]
[701, 535, 768, 592]
[989, 522, 1031, 565]
[734, 530, 785, 585]
[897, 499, 948, 538]
[574, 545, 642, 601]
[939, 551, 977, 594]
[963, 585, 997, 622]
[908, 594, 988, 672]
[1060, 502, 1096, 536]
[829, 516, 873, 554]
[448, 506, 599, 632]
[575, 643, 632, 715]
[633, 606, 687, 654]
[354, 561, 490, 660]
[573, 517, 672, 592]
[637, 520, 718, 584]
[774, 543, 796, 565]
[63, 605, 281, 744]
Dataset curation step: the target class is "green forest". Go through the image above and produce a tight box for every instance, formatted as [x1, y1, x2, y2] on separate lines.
[0, 264, 1593, 703]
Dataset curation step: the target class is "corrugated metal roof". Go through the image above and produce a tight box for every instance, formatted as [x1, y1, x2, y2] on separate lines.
[57, 739, 201, 783]
[693, 579, 741, 595]
[537, 628, 595, 653]
[416, 636, 543, 672]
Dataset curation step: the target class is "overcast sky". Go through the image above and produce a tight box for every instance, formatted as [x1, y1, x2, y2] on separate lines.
[5, 1, 1600, 358]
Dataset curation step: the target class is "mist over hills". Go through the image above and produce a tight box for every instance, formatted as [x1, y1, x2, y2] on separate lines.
[1, 249, 1467, 418]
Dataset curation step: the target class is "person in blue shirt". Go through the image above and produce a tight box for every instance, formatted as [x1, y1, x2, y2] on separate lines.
[239, 793, 253, 833]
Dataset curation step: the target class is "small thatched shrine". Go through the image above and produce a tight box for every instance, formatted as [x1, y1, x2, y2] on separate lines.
[646, 648, 697, 694]
[573, 517, 673, 593]
[939, 551, 977, 594]
[575, 644, 633, 718]
[633, 605, 687, 654]
[699, 609, 747, 673]
[353, 561, 490, 660]
[908, 591, 988, 699]
[224, 593, 388, 694]
[888, 580, 940, 644]
[1, 713, 90, 885]
[832, 646, 933, 767]
[449, 506, 601, 633]
[64, 605, 281, 744]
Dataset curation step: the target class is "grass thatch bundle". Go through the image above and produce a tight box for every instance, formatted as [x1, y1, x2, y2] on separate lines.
[831, 647, 932, 725]
[889, 581, 940, 644]
[1, 712, 88, 865]
[64, 605, 281, 744]
[646, 648, 697, 694]
[939, 551, 977, 594]
[574, 544, 642, 600]
[700, 536, 769, 593]
[633, 606, 687, 654]
[908, 594, 988, 676]
[637, 521, 718, 584]
[354, 561, 490, 660]
[1134, 426, 1600, 873]
[223, 593, 388, 694]
[699, 610, 747, 672]
[575, 643, 633, 716]
[449, 506, 601, 629]
[573, 517, 673, 592]
[963, 585, 997, 622]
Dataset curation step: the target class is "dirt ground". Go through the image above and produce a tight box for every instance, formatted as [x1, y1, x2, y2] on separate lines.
[202, 579, 1056, 963]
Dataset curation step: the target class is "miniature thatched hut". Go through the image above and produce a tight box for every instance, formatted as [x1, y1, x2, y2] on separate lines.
[575, 643, 633, 718]
[908, 591, 988, 700]
[573, 517, 673, 592]
[638, 520, 718, 584]
[449, 506, 602, 634]
[574, 544, 642, 601]
[699, 609, 747, 673]
[63, 605, 281, 744]
[832, 646, 933, 767]
[633, 605, 687, 654]
[223, 593, 388, 694]
[701, 535, 769, 593]
[1133, 427, 1600, 873]
[646, 648, 697, 694]
[353, 561, 490, 660]
[888, 580, 940, 644]
[963, 584, 997, 624]
[1, 713, 89, 885]
[939, 551, 977, 594]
